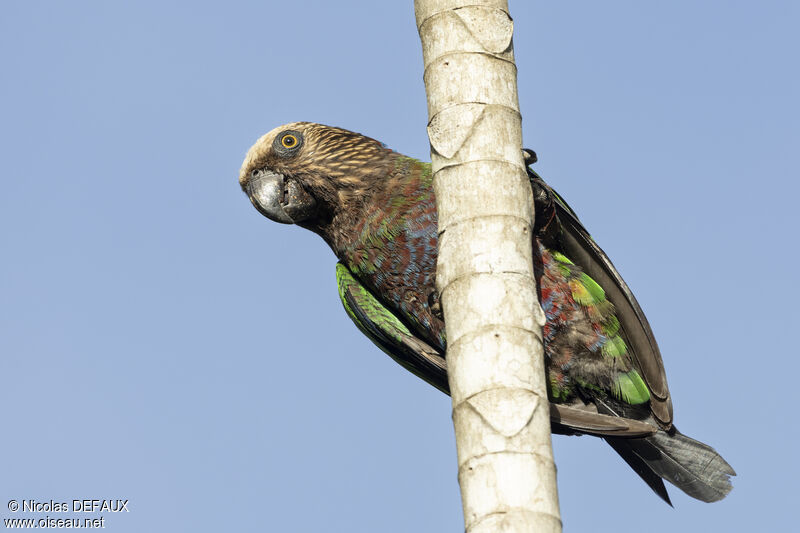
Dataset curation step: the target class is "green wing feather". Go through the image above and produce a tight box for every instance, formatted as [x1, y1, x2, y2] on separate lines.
[336, 262, 449, 394]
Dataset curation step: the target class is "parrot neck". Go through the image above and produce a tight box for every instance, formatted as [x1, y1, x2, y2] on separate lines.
[316, 155, 435, 268]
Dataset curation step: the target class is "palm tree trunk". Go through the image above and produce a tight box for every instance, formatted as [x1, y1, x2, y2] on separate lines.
[415, 2, 562, 531]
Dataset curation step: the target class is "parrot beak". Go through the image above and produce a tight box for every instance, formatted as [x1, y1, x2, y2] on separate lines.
[244, 170, 317, 225]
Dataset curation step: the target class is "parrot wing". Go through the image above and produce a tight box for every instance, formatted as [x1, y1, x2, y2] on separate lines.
[336, 262, 657, 438]
[529, 168, 674, 427]
[336, 262, 449, 394]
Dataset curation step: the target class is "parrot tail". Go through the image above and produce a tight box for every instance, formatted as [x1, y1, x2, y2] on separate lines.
[605, 428, 736, 504]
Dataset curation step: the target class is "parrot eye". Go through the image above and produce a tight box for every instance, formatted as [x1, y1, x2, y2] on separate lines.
[273, 130, 304, 156]
[281, 134, 298, 148]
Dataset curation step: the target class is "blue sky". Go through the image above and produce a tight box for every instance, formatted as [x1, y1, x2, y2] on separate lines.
[1, 1, 797, 531]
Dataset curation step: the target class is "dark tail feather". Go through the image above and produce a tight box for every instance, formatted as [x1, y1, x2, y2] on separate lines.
[606, 437, 672, 505]
[607, 428, 736, 503]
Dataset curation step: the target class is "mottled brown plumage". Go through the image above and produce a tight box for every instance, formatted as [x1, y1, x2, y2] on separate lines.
[241, 122, 398, 252]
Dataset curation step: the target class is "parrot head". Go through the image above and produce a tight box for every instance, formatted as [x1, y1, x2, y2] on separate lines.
[239, 122, 394, 228]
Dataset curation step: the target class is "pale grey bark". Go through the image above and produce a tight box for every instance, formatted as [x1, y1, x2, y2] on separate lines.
[414, 2, 562, 531]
